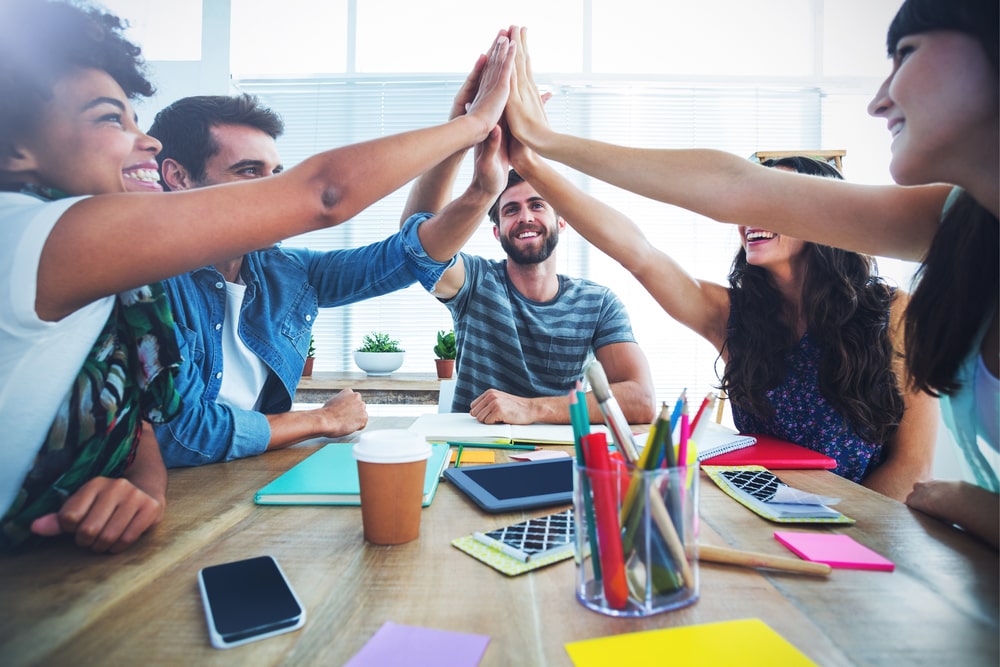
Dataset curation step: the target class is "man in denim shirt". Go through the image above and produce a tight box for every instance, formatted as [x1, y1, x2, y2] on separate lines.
[148, 91, 506, 466]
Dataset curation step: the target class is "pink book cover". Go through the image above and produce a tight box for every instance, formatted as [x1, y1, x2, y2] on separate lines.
[774, 531, 895, 571]
[701, 434, 837, 470]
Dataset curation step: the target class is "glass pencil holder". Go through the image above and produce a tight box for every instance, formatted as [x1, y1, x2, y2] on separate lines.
[573, 460, 699, 617]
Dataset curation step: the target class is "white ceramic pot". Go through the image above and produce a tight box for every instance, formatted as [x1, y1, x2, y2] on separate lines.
[353, 350, 405, 376]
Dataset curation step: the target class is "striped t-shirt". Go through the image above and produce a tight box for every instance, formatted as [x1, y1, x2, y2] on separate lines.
[441, 254, 636, 413]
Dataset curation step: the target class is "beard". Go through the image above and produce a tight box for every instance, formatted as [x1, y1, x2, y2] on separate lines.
[499, 229, 559, 265]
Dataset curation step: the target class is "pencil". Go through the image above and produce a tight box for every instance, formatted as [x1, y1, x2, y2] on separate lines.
[445, 441, 539, 451]
[698, 544, 833, 576]
[454, 443, 464, 468]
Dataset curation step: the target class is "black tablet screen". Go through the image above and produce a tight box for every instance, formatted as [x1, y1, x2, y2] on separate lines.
[459, 458, 572, 499]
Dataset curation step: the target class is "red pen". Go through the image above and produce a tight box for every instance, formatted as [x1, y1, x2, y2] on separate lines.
[689, 391, 712, 433]
[581, 432, 629, 610]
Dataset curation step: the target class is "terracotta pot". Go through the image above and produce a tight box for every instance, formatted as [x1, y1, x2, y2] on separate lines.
[434, 358, 455, 379]
[301, 357, 315, 377]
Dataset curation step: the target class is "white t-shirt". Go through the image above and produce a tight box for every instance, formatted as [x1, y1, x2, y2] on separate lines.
[217, 280, 268, 411]
[0, 192, 114, 515]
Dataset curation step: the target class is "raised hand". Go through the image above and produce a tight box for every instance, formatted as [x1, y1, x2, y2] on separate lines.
[504, 26, 553, 150]
[464, 31, 516, 138]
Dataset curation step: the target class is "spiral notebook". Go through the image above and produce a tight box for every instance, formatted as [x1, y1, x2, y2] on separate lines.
[694, 421, 757, 461]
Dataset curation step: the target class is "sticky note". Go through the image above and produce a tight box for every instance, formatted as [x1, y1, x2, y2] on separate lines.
[565, 618, 816, 666]
[773, 531, 894, 571]
[344, 621, 489, 667]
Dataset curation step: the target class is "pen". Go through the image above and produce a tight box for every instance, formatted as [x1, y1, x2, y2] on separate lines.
[445, 441, 540, 451]
[676, 397, 690, 470]
[570, 386, 604, 582]
[454, 443, 464, 468]
[668, 388, 686, 444]
[581, 432, 629, 610]
[690, 391, 713, 434]
[698, 544, 832, 576]
[472, 532, 533, 562]
[575, 379, 590, 436]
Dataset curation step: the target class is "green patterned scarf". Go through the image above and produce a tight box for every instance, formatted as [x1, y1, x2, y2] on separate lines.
[0, 184, 182, 550]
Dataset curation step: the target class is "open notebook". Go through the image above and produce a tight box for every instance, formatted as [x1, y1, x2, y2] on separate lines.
[408, 412, 610, 446]
[693, 421, 757, 461]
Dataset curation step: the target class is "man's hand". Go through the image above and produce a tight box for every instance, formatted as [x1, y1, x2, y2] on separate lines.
[469, 389, 537, 425]
[316, 388, 369, 437]
[31, 476, 165, 553]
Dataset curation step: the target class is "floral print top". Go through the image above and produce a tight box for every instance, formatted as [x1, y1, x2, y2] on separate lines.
[731, 333, 886, 483]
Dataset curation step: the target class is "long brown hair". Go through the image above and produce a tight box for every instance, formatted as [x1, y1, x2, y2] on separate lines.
[721, 157, 904, 444]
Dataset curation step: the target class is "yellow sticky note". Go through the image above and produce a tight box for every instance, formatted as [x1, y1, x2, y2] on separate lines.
[449, 449, 495, 464]
[565, 619, 816, 667]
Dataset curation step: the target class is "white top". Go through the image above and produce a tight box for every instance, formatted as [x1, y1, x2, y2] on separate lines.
[0, 192, 114, 515]
[217, 281, 267, 411]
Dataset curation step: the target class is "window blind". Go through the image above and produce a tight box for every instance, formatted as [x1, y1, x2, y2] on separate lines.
[236, 77, 821, 405]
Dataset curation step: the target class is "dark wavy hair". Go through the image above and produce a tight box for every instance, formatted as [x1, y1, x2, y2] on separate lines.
[148, 94, 285, 189]
[887, 0, 1000, 396]
[721, 156, 904, 445]
[0, 0, 154, 160]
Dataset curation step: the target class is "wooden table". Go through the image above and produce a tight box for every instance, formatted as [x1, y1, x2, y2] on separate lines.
[1, 417, 997, 666]
[295, 372, 444, 405]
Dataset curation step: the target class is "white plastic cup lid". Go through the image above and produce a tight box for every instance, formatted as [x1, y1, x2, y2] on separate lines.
[352, 429, 432, 464]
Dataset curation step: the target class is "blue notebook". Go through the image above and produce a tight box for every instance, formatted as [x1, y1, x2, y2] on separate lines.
[254, 442, 450, 507]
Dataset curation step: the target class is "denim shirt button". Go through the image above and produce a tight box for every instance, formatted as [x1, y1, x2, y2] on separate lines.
[215, 281, 224, 289]
[305, 314, 312, 322]
[215, 372, 223, 379]
[215, 323, 222, 331]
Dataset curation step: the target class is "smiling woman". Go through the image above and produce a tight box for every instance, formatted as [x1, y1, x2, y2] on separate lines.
[0, 0, 516, 553]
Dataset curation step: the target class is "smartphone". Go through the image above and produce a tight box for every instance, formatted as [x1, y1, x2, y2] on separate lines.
[197, 555, 306, 649]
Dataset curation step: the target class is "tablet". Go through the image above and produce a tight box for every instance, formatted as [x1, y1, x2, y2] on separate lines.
[443, 457, 574, 513]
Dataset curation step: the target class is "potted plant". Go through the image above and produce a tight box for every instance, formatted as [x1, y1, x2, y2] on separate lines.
[432, 329, 456, 379]
[353, 331, 405, 376]
[301, 335, 316, 377]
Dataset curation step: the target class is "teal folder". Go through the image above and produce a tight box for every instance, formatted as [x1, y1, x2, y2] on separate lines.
[254, 442, 450, 507]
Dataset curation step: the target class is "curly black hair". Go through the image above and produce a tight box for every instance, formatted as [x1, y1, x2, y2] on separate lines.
[720, 156, 905, 445]
[0, 0, 154, 158]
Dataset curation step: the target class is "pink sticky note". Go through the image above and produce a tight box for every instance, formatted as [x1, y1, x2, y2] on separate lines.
[774, 531, 894, 571]
[344, 621, 490, 667]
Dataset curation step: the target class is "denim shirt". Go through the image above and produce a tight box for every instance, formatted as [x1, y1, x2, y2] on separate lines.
[155, 213, 447, 467]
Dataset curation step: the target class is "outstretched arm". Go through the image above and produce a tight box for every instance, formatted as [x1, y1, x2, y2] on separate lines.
[503, 25, 948, 263]
[509, 141, 730, 351]
[36, 33, 516, 323]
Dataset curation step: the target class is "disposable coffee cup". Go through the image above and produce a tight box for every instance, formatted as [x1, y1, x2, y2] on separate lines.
[352, 430, 432, 545]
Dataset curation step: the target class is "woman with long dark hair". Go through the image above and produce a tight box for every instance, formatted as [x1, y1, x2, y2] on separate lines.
[505, 0, 998, 546]
[508, 148, 937, 500]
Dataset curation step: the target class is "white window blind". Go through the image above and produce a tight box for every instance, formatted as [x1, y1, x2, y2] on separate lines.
[236, 77, 821, 405]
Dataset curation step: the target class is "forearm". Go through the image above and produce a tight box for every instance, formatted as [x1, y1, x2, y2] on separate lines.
[512, 149, 657, 272]
[417, 180, 498, 262]
[38, 116, 491, 321]
[265, 409, 348, 450]
[401, 149, 470, 224]
[908, 481, 999, 550]
[125, 423, 168, 505]
[583, 382, 657, 426]
[528, 133, 945, 261]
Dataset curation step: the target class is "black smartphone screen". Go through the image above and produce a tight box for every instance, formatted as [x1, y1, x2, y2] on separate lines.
[198, 555, 304, 647]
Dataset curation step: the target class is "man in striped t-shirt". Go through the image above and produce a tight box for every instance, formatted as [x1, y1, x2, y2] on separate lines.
[404, 158, 656, 426]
